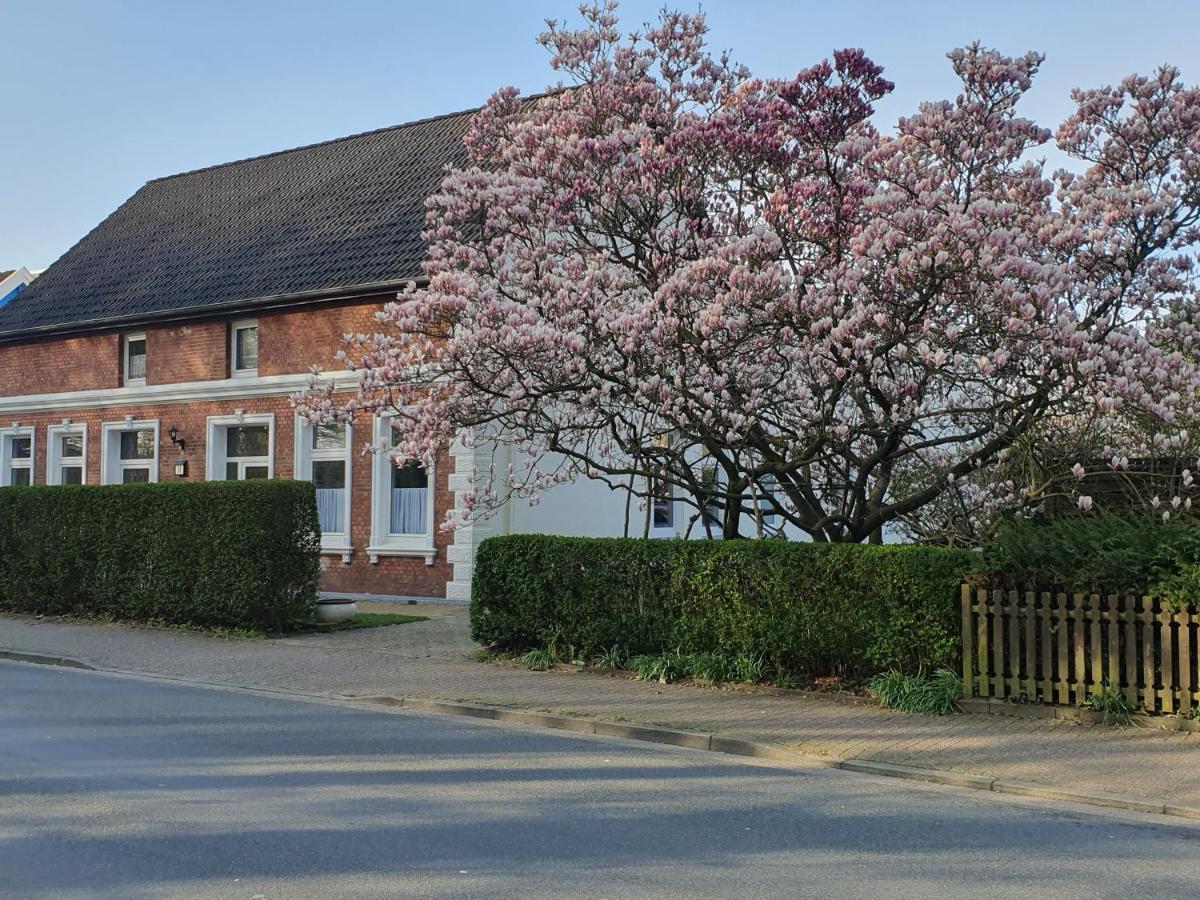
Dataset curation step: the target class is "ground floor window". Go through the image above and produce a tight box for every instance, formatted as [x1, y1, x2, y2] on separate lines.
[47, 423, 86, 485]
[101, 420, 159, 484]
[1, 426, 35, 486]
[294, 417, 352, 555]
[205, 413, 274, 481]
[368, 417, 434, 563]
[650, 475, 675, 533]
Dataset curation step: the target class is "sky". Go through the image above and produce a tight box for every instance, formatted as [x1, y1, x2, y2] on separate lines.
[5, 0, 1200, 269]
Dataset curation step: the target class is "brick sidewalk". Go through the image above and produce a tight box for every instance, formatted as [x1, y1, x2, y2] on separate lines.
[2, 607, 1198, 809]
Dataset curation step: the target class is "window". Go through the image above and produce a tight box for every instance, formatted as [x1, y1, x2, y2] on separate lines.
[101, 420, 159, 484]
[205, 413, 274, 481]
[368, 417, 435, 563]
[224, 426, 270, 479]
[294, 417, 353, 558]
[47, 424, 87, 485]
[124, 333, 146, 386]
[757, 474, 778, 525]
[1, 427, 35, 486]
[650, 476, 675, 531]
[389, 456, 429, 535]
[231, 320, 259, 376]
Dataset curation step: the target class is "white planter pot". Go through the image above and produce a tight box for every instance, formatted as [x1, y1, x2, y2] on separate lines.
[316, 598, 357, 624]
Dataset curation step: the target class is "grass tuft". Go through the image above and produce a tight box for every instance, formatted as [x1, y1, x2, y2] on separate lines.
[869, 668, 962, 714]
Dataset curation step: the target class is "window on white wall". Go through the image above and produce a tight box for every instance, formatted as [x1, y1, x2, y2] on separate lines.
[47, 424, 87, 485]
[0, 427, 35, 486]
[206, 413, 274, 481]
[101, 420, 158, 484]
[650, 476, 675, 533]
[368, 417, 434, 564]
[124, 333, 146, 386]
[231, 320, 259, 376]
[294, 417, 352, 558]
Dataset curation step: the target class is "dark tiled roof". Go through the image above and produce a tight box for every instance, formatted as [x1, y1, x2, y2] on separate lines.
[0, 108, 474, 338]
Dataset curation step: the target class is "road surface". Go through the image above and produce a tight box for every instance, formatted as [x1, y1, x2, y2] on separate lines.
[1, 661, 1197, 899]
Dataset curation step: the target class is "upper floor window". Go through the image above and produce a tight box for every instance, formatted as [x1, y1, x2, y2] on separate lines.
[124, 333, 146, 386]
[231, 320, 259, 376]
[1, 427, 35, 486]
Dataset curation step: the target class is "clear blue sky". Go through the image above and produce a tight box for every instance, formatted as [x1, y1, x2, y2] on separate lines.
[5, 0, 1200, 269]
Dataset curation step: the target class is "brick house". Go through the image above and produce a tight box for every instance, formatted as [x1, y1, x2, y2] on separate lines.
[0, 110, 483, 601]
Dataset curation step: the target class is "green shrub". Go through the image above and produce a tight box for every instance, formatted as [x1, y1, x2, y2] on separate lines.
[1081, 682, 1136, 725]
[975, 512, 1200, 606]
[869, 669, 962, 714]
[0, 480, 320, 630]
[471, 535, 973, 679]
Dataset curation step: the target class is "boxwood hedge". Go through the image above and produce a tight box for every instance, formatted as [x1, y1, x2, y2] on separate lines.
[470, 534, 973, 678]
[0, 480, 320, 630]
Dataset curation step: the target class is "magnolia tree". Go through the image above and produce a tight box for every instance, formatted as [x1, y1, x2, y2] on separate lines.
[303, 2, 1200, 542]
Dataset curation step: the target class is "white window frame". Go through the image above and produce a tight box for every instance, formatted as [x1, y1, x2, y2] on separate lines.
[0, 425, 35, 487]
[294, 416, 353, 563]
[367, 415, 435, 564]
[647, 474, 678, 538]
[101, 419, 159, 484]
[230, 319, 259, 377]
[123, 332, 147, 387]
[46, 422, 87, 485]
[205, 412, 275, 481]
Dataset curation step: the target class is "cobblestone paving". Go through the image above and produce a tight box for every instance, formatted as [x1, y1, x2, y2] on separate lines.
[3, 606, 1198, 808]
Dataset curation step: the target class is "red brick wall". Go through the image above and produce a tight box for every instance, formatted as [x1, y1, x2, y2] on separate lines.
[258, 299, 388, 376]
[0, 295, 394, 394]
[0, 294, 450, 597]
[0, 333, 120, 396]
[145, 322, 228, 384]
[2, 395, 453, 599]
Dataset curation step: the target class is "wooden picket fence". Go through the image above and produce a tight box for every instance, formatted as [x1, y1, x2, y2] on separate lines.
[961, 585, 1200, 715]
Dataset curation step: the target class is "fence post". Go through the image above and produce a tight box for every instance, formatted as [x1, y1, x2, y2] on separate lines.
[961, 584, 974, 699]
[1056, 592, 1070, 706]
[1178, 608, 1192, 718]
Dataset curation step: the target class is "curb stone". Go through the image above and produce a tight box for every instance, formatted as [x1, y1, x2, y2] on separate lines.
[350, 693, 1200, 822]
[5, 653, 1197, 823]
[0, 649, 94, 670]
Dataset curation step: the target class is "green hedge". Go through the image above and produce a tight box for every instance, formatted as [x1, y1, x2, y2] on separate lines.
[470, 535, 973, 678]
[975, 513, 1200, 606]
[0, 480, 320, 630]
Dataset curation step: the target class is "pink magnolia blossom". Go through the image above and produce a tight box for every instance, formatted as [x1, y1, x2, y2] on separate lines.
[300, 2, 1200, 541]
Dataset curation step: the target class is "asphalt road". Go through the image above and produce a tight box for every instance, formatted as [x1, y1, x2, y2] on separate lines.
[2, 662, 1198, 900]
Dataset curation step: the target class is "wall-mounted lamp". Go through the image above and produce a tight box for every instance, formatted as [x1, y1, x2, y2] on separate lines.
[167, 426, 187, 452]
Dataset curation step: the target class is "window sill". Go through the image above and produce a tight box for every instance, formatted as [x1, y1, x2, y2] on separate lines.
[320, 544, 353, 565]
[230, 369, 259, 379]
[366, 544, 437, 565]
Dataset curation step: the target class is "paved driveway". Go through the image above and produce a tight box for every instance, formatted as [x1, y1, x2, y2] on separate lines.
[3, 661, 1199, 900]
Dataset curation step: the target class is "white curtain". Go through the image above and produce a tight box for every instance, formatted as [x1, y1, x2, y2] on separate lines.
[316, 488, 345, 534]
[390, 487, 427, 535]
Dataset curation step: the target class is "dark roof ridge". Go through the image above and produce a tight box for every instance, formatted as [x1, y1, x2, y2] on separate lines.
[145, 103, 487, 185]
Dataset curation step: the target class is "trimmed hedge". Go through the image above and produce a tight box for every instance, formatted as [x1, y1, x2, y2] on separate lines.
[975, 513, 1200, 606]
[470, 535, 973, 678]
[0, 480, 320, 630]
